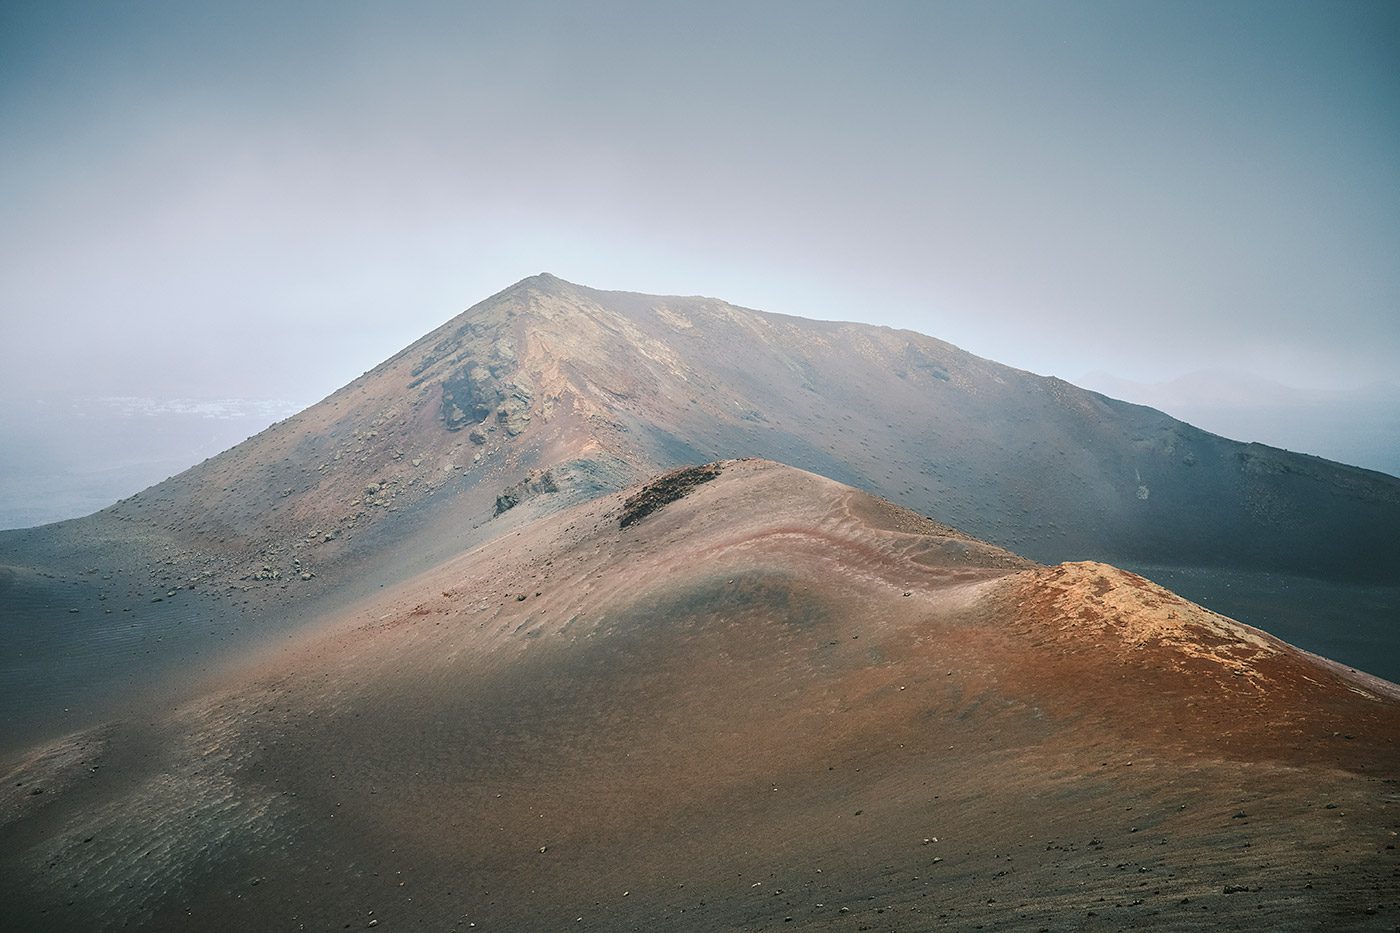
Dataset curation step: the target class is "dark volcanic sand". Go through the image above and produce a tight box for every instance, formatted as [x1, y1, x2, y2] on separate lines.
[3, 461, 1396, 931]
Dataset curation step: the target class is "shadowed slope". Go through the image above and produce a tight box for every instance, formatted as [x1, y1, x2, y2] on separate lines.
[3, 461, 1396, 931]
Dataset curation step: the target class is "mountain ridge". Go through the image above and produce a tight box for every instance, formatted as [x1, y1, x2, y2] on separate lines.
[2, 274, 1398, 751]
[4, 458, 1396, 930]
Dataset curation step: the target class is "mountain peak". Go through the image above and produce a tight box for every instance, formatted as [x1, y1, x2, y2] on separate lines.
[510, 271, 576, 294]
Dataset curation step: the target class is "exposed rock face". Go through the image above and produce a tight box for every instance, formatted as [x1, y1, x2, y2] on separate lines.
[439, 363, 497, 431]
[431, 312, 534, 439]
[494, 469, 558, 516]
[492, 376, 533, 437]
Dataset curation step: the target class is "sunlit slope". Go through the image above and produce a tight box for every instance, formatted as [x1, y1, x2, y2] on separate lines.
[4, 460, 1396, 931]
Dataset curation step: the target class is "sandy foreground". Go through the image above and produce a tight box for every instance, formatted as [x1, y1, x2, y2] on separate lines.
[2, 460, 1396, 930]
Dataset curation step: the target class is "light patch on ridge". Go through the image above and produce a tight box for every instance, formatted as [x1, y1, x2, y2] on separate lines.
[1010, 561, 1280, 685]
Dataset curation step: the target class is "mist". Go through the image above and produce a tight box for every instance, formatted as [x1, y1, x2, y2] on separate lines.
[3, 0, 1398, 522]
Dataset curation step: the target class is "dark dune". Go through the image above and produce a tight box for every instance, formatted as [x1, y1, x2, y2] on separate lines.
[2, 460, 1397, 931]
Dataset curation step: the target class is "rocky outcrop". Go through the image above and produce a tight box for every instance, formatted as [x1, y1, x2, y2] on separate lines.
[494, 469, 559, 516]
[492, 377, 533, 437]
[440, 363, 497, 431]
[619, 462, 723, 527]
[439, 361, 533, 438]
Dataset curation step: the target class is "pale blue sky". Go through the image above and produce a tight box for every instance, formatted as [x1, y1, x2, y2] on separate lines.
[3, 0, 1398, 406]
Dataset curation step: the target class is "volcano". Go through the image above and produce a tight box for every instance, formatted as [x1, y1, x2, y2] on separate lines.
[2, 277, 1398, 929]
[3, 274, 1397, 752]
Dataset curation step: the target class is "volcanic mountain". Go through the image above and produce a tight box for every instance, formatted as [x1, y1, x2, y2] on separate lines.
[3, 460, 1397, 931]
[3, 273, 1398, 751]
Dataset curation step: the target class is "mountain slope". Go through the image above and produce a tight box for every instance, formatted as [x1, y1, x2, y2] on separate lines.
[155, 271, 1400, 586]
[30, 272, 1400, 583]
[3, 460, 1396, 931]
[3, 273, 1398, 751]
[1079, 369, 1400, 478]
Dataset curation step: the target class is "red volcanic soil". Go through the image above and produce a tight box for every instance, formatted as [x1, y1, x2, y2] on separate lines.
[2, 460, 1396, 931]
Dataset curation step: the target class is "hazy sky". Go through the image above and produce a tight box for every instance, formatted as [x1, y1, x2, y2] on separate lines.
[4, 0, 1398, 409]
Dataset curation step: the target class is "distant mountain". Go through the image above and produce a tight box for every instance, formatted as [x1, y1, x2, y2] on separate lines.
[1079, 370, 1400, 478]
[3, 274, 1398, 750]
[5, 460, 1396, 930]
[66, 272, 1395, 580]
